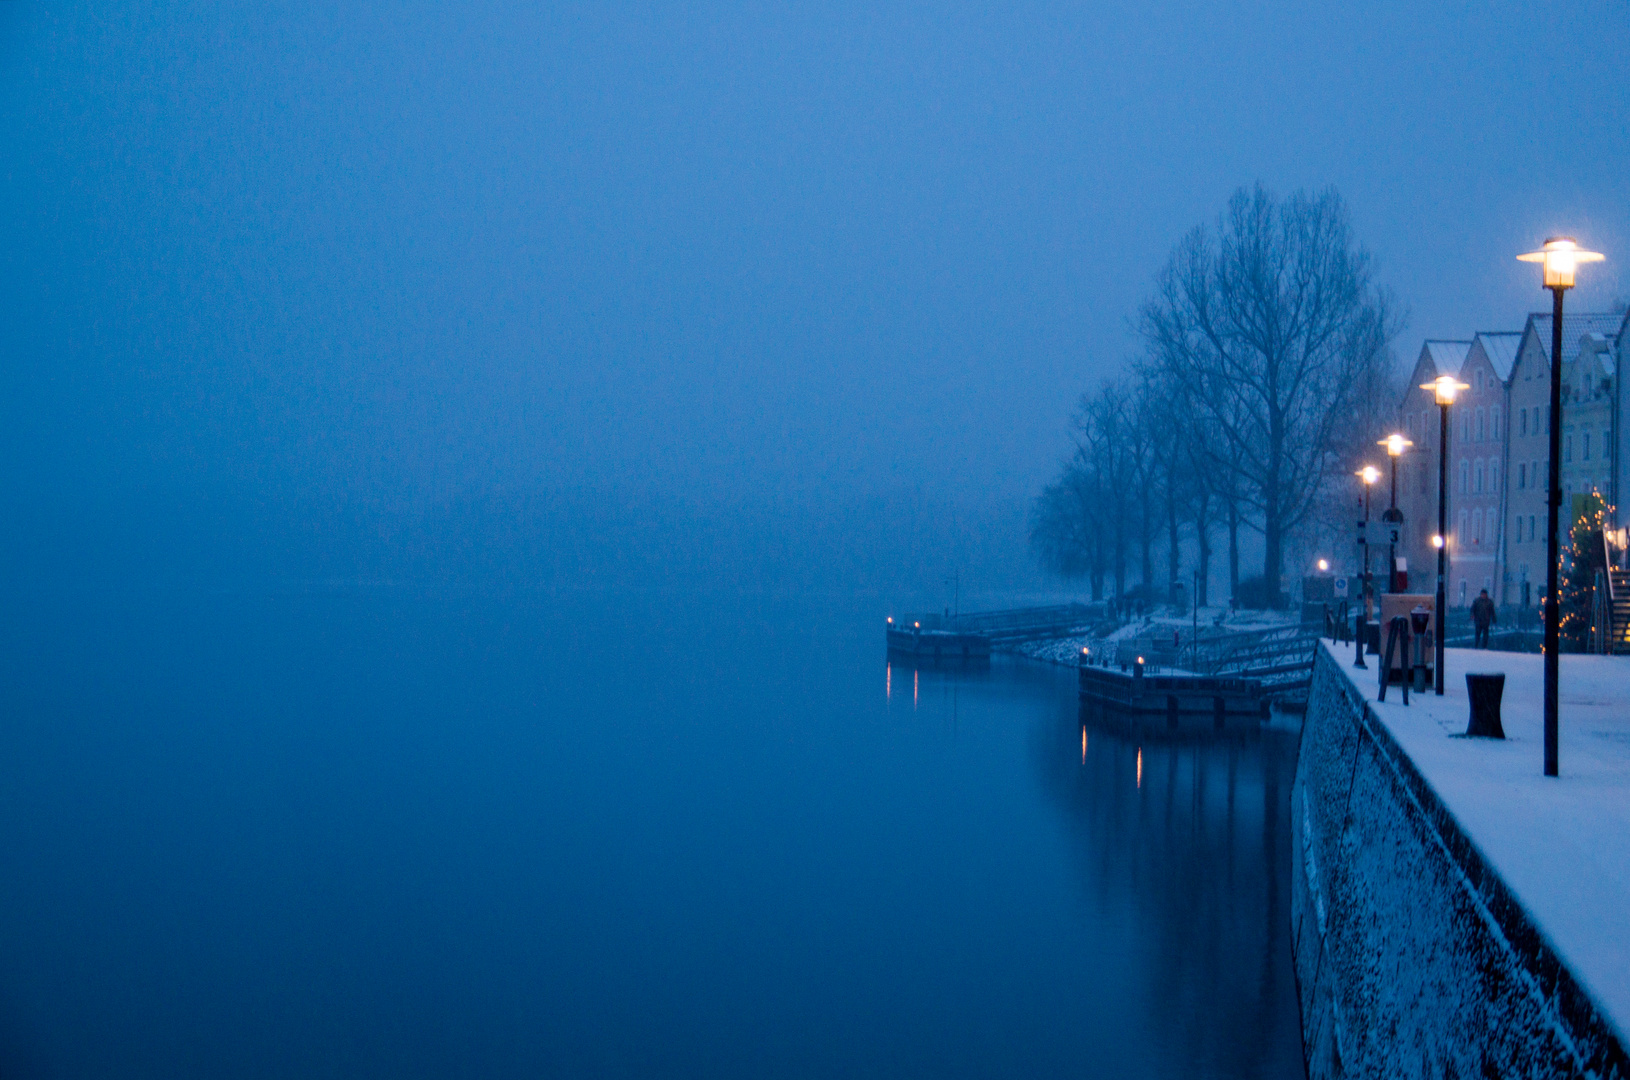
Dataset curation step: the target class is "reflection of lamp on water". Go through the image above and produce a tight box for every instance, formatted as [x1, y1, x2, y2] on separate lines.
[1136, 747, 1142, 789]
[1520, 238, 1605, 776]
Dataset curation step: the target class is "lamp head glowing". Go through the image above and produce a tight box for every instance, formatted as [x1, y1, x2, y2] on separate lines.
[1317, 559, 1330, 572]
[1518, 237, 1603, 290]
[1432, 534, 1445, 549]
[1356, 465, 1382, 485]
[1378, 433, 1413, 457]
[1420, 375, 1469, 406]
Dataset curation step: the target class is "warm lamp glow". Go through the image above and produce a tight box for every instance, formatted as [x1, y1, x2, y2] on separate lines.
[1356, 465, 1382, 485]
[1421, 375, 1470, 406]
[1518, 237, 1604, 290]
[1432, 534, 1445, 549]
[1379, 433, 1413, 457]
[1317, 559, 1330, 572]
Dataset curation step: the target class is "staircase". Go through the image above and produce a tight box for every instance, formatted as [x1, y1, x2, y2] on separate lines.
[1610, 569, 1630, 655]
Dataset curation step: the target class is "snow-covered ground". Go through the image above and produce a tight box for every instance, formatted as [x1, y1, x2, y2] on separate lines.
[1326, 641, 1630, 1037]
[1009, 606, 1301, 666]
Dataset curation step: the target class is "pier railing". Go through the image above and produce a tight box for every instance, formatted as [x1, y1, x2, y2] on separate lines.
[907, 604, 1101, 643]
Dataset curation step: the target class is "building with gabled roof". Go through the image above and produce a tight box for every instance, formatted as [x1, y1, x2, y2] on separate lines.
[1394, 340, 1471, 596]
[1505, 311, 1622, 607]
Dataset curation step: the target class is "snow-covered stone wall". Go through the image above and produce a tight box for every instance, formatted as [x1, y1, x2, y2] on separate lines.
[1293, 647, 1629, 1079]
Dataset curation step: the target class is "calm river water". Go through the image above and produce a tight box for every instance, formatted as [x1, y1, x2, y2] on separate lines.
[0, 587, 1304, 1077]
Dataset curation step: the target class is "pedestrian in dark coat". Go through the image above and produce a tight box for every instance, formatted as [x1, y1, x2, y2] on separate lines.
[1471, 589, 1497, 649]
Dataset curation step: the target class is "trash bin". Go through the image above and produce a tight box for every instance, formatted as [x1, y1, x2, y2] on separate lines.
[1465, 673, 1506, 739]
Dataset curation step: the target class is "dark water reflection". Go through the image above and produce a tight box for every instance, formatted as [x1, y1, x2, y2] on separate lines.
[1042, 706, 1306, 1078]
[0, 588, 1303, 1078]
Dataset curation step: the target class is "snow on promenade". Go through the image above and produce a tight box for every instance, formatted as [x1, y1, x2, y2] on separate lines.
[1327, 641, 1630, 1037]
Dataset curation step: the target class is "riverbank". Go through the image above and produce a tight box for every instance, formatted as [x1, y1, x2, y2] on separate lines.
[1294, 641, 1630, 1077]
[1005, 607, 1301, 666]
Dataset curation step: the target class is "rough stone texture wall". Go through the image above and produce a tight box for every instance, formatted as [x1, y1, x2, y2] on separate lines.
[1292, 647, 1629, 1079]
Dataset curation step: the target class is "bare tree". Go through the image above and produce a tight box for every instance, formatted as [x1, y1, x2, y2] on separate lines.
[1140, 184, 1398, 602]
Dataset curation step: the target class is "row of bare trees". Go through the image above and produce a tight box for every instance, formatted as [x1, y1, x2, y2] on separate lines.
[1032, 185, 1398, 607]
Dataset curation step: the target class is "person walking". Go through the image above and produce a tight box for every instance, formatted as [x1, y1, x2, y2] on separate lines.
[1471, 589, 1497, 649]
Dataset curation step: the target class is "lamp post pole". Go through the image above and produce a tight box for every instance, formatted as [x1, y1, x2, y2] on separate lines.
[1378, 435, 1410, 595]
[1354, 466, 1379, 669]
[1418, 384, 1463, 695]
[1436, 399, 1450, 694]
[1543, 284, 1565, 774]
[1520, 237, 1603, 776]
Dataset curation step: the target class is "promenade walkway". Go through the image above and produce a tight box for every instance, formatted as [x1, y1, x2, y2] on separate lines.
[1328, 642, 1630, 1038]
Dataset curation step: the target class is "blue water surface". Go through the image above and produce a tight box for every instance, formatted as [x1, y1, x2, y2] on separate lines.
[0, 587, 1303, 1077]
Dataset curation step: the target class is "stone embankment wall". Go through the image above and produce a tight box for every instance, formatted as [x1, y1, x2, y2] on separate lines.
[1293, 647, 1628, 1078]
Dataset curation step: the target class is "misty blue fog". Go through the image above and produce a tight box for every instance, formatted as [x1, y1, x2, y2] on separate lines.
[0, 3, 1626, 1076]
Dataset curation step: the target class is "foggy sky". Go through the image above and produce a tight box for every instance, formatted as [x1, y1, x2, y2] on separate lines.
[3, 3, 1627, 595]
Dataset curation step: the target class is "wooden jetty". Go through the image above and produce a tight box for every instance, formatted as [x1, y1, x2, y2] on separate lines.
[885, 603, 1098, 660]
[1078, 662, 1269, 733]
[885, 618, 991, 661]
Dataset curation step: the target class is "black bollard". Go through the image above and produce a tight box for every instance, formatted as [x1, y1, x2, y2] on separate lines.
[1465, 673, 1506, 738]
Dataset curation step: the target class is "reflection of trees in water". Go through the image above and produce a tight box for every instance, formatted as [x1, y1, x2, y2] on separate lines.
[1036, 706, 1306, 1079]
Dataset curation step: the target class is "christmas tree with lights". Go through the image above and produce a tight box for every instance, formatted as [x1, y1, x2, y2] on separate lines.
[1559, 489, 1611, 652]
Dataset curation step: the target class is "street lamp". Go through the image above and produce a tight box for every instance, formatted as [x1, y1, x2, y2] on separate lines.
[1421, 375, 1469, 695]
[1519, 237, 1604, 776]
[1377, 433, 1412, 591]
[1354, 464, 1381, 668]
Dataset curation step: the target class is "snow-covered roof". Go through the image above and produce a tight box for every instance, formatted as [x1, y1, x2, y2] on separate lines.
[1421, 339, 1472, 378]
[1526, 312, 1623, 366]
[1474, 332, 1523, 383]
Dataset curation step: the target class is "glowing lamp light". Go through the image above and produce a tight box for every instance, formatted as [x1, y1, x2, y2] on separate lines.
[887, 616, 893, 624]
[913, 621, 920, 629]
[1432, 534, 1445, 549]
[1317, 559, 1330, 572]
[1421, 375, 1470, 407]
[1518, 237, 1603, 290]
[1356, 465, 1381, 485]
[1379, 433, 1413, 457]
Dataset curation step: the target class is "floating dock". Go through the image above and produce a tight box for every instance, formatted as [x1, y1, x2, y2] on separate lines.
[885, 620, 991, 661]
[1078, 661, 1269, 732]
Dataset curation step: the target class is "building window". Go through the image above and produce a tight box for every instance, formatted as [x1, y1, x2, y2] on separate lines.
[1490, 460, 1499, 493]
[1473, 509, 1483, 543]
[1565, 436, 1573, 463]
[1584, 432, 1591, 461]
[1492, 410, 1499, 440]
[1521, 409, 1528, 436]
[1530, 514, 1536, 542]
[1459, 460, 1468, 494]
[1475, 460, 1484, 493]
[1459, 579, 1468, 605]
[1519, 462, 1526, 490]
[1419, 461, 1428, 494]
[1477, 408, 1486, 441]
[1459, 509, 1467, 543]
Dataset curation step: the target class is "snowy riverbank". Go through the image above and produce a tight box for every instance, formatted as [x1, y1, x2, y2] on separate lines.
[1004, 606, 1302, 667]
[1294, 641, 1630, 1077]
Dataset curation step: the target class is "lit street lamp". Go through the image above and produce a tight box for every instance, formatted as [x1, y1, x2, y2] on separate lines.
[1377, 433, 1412, 591]
[1519, 237, 1604, 776]
[1421, 376, 1468, 695]
[1354, 464, 1381, 669]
